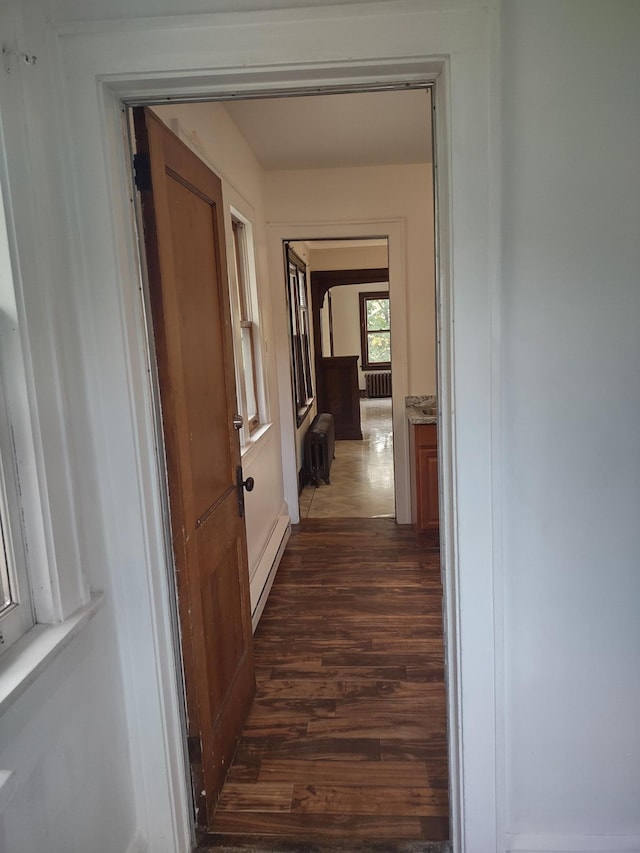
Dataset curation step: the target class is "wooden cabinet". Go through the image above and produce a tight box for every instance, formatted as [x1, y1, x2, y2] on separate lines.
[317, 356, 363, 440]
[411, 423, 439, 534]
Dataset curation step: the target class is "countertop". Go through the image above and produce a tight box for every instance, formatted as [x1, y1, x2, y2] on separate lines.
[405, 395, 437, 425]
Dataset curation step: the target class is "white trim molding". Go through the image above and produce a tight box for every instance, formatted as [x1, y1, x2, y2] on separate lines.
[41, 4, 502, 850]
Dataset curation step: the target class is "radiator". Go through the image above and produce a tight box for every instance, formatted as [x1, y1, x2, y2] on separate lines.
[365, 371, 392, 398]
[304, 412, 335, 486]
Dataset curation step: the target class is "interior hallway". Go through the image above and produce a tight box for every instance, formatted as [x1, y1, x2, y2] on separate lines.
[299, 398, 395, 519]
[200, 517, 449, 848]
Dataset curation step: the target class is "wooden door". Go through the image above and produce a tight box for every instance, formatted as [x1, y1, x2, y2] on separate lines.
[133, 108, 255, 827]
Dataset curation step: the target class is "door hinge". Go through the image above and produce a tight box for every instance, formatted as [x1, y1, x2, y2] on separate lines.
[133, 152, 151, 192]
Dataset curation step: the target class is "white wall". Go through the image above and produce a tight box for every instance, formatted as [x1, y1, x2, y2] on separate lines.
[151, 102, 288, 593]
[501, 1, 640, 849]
[0, 611, 136, 853]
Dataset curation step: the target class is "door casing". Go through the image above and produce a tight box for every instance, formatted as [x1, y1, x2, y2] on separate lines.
[52, 8, 502, 850]
[123, 69, 460, 853]
[272, 219, 412, 524]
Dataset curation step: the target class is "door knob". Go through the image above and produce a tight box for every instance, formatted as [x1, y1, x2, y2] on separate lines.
[232, 413, 243, 431]
[236, 465, 254, 518]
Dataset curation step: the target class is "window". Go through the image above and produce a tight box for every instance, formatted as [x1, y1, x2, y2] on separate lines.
[360, 291, 391, 370]
[230, 216, 264, 439]
[0, 208, 34, 656]
[0, 434, 33, 654]
[0, 109, 94, 679]
[0, 522, 10, 613]
[285, 245, 314, 425]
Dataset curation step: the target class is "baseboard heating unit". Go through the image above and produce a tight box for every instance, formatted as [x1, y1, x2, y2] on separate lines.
[365, 371, 392, 398]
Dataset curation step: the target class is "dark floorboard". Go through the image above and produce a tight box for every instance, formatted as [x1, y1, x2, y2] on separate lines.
[199, 518, 449, 851]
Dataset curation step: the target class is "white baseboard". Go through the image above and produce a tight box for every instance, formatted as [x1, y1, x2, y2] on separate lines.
[125, 830, 149, 853]
[250, 508, 291, 631]
[507, 833, 640, 852]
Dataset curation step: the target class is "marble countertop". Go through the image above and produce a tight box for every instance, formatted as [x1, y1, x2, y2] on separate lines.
[405, 395, 437, 425]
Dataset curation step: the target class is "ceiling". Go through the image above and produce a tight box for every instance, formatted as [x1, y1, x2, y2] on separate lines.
[224, 88, 432, 171]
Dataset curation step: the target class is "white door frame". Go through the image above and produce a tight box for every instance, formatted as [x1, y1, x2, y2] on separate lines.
[50, 5, 502, 851]
[267, 219, 411, 525]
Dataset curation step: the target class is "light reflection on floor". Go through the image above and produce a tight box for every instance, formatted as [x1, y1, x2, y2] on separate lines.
[299, 398, 395, 519]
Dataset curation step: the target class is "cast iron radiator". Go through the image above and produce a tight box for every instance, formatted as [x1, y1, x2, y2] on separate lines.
[304, 412, 335, 486]
[365, 371, 392, 398]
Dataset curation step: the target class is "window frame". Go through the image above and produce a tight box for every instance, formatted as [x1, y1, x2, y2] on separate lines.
[285, 245, 314, 427]
[359, 290, 391, 371]
[0, 116, 92, 669]
[229, 211, 267, 446]
[0, 189, 35, 656]
[0, 376, 34, 653]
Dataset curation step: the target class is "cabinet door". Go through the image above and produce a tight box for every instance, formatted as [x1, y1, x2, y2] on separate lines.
[417, 444, 439, 530]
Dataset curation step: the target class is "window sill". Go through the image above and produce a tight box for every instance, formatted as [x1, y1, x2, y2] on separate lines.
[295, 400, 314, 429]
[0, 592, 104, 717]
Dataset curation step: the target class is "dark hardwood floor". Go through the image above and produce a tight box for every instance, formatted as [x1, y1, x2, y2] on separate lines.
[198, 518, 449, 850]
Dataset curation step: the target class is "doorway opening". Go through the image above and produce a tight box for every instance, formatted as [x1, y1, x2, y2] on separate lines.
[127, 81, 446, 840]
[290, 237, 396, 521]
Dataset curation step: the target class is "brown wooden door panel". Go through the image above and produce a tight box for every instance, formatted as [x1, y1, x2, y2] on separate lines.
[199, 501, 250, 714]
[164, 175, 234, 519]
[197, 493, 254, 796]
[134, 107, 255, 826]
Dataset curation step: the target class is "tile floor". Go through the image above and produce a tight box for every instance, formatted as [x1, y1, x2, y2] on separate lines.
[299, 398, 395, 519]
